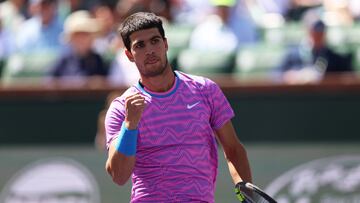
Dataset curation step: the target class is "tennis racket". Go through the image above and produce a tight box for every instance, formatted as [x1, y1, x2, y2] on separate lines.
[235, 181, 277, 203]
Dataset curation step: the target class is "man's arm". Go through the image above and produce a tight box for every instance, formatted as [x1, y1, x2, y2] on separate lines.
[105, 93, 145, 185]
[215, 120, 252, 184]
[106, 139, 136, 185]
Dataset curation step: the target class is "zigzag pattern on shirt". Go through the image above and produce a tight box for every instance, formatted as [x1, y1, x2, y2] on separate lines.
[132, 168, 213, 202]
[142, 111, 209, 130]
[139, 122, 211, 147]
[124, 73, 234, 203]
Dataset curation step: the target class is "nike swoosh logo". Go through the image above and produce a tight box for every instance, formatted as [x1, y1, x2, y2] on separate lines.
[187, 101, 200, 109]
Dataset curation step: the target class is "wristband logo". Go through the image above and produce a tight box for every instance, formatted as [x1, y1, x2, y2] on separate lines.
[0, 157, 100, 203]
[265, 155, 360, 203]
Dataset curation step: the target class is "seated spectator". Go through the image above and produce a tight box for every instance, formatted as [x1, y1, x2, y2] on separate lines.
[16, 0, 64, 53]
[2, 0, 64, 83]
[322, 0, 354, 26]
[0, 0, 26, 67]
[228, 0, 259, 45]
[0, 19, 14, 76]
[188, 0, 259, 52]
[277, 17, 353, 84]
[49, 10, 108, 78]
[57, 0, 87, 22]
[348, 0, 360, 21]
[285, 0, 322, 22]
[188, 0, 239, 52]
[92, 2, 119, 68]
[171, 0, 213, 25]
[115, 0, 175, 23]
[0, 0, 27, 34]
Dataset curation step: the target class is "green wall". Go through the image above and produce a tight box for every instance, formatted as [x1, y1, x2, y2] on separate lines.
[0, 89, 359, 144]
[228, 92, 360, 142]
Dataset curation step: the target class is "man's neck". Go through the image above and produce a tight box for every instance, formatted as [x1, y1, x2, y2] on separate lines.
[140, 67, 175, 93]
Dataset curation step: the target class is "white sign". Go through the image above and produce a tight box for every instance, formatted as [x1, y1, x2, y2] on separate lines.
[0, 157, 100, 203]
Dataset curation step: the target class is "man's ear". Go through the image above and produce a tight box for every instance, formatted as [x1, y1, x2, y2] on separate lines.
[125, 49, 135, 62]
[164, 37, 168, 51]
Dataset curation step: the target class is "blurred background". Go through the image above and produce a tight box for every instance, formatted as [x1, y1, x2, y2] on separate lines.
[0, 0, 360, 202]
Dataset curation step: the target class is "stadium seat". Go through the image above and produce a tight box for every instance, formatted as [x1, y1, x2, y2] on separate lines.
[234, 43, 286, 78]
[352, 46, 360, 72]
[345, 22, 360, 47]
[262, 22, 306, 46]
[164, 23, 194, 68]
[326, 25, 354, 54]
[177, 48, 235, 75]
[2, 50, 58, 83]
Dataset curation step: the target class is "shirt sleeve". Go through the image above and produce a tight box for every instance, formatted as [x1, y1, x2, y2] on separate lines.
[104, 97, 126, 150]
[205, 78, 235, 130]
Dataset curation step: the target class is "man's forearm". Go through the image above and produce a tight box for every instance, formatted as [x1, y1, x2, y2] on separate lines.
[226, 145, 252, 184]
[106, 141, 136, 185]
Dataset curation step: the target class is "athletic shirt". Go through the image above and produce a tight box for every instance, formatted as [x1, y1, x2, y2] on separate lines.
[105, 71, 234, 202]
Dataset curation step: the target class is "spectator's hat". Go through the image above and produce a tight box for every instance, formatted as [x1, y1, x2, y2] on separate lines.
[63, 10, 100, 39]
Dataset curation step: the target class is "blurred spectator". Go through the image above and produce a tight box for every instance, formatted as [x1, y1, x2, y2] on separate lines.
[92, 1, 119, 68]
[0, 20, 9, 76]
[0, 0, 27, 32]
[322, 0, 354, 26]
[49, 10, 108, 78]
[16, 0, 63, 53]
[255, 0, 292, 16]
[243, 0, 290, 29]
[188, 0, 239, 52]
[171, 0, 213, 25]
[116, 0, 174, 23]
[57, 0, 101, 23]
[278, 15, 353, 84]
[0, 0, 27, 69]
[0, 20, 14, 71]
[348, 0, 360, 21]
[2, 0, 64, 82]
[58, 0, 86, 21]
[189, 0, 254, 52]
[228, 0, 259, 44]
[284, 0, 322, 22]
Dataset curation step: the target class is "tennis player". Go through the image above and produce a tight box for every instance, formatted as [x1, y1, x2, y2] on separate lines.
[105, 12, 252, 202]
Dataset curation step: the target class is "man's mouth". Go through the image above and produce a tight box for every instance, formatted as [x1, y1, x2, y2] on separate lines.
[145, 57, 159, 64]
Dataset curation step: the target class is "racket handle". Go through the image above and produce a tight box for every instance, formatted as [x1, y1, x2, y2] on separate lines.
[234, 183, 246, 202]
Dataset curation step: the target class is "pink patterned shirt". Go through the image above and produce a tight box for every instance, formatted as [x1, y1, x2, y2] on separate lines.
[105, 71, 234, 202]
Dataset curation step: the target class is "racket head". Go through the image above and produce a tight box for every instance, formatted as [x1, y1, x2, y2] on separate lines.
[235, 182, 277, 203]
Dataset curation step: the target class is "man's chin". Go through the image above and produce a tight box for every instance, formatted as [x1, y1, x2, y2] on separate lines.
[142, 67, 167, 78]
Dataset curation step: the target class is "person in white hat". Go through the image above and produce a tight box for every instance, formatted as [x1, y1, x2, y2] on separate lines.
[49, 10, 108, 78]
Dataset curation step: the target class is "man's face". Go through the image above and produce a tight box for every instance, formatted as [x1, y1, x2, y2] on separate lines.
[125, 28, 169, 78]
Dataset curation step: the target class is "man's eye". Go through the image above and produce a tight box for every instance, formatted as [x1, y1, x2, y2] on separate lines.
[151, 38, 160, 44]
[135, 43, 144, 49]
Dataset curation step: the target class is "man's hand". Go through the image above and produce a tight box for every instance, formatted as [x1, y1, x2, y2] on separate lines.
[124, 93, 146, 129]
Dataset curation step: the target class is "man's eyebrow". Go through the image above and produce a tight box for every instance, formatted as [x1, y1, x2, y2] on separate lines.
[133, 40, 144, 45]
[132, 35, 162, 46]
[150, 35, 162, 40]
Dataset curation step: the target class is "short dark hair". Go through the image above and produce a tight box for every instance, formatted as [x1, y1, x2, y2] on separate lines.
[118, 12, 165, 51]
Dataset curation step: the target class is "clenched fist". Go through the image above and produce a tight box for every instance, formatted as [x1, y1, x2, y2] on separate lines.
[124, 93, 146, 130]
